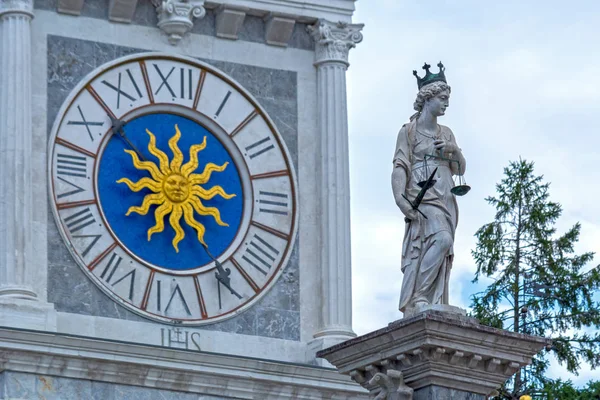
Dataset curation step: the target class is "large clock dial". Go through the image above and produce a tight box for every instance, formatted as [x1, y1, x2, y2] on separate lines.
[48, 54, 298, 325]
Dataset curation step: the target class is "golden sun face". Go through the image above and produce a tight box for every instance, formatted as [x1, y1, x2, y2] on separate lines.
[117, 124, 235, 252]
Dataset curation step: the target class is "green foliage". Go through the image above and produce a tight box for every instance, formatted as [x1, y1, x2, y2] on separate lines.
[470, 159, 600, 398]
[536, 379, 600, 399]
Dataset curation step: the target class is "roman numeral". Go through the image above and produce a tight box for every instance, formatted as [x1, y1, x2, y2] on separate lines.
[64, 207, 95, 234]
[99, 252, 123, 284]
[242, 234, 279, 275]
[72, 234, 102, 258]
[165, 283, 192, 316]
[245, 137, 274, 159]
[67, 105, 103, 142]
[258, 191, 289, 215]
[111, 269, 137, 301]
[101, 69, 143, 109]
[153, 64, 193, 99]
[215, 90, 231, 118]
[57, 153, 87, 178]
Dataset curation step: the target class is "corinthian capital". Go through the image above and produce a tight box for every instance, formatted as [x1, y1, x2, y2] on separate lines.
[0, 0, 34, 17]
[151, 0, 206, 45]
[308, 19, 364, 66]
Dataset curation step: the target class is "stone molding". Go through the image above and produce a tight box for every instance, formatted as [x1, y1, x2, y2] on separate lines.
[0, 327, 368, 399]
[0, 0, 33, 16]
[318, 311, 551, 397]
[308, 19, 363, 66]
[151, 0, 207, 45]
[265, 13, 296, 47]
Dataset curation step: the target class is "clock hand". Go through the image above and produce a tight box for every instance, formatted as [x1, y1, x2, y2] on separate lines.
[109, 115, 147, 162]
[201, 243, 242, 300]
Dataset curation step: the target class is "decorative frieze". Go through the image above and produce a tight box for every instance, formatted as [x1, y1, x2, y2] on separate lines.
[151, 0, 206, 45]
[265, 14, 295, 47]
[215, 5, 247, 39]
[57, 0, 84, 15]
[108, 0, 139, 23]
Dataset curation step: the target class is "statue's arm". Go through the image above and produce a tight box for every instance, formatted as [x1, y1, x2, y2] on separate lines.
[391, 126, 416, 220]
[447, 129, 466, 175]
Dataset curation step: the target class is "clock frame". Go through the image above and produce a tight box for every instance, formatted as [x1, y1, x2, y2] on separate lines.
[48, 53, 298, 325]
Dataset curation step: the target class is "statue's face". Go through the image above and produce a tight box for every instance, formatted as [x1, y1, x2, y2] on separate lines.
[425, 90, 450, 117]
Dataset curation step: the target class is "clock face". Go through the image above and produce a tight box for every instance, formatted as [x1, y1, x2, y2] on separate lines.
[48, 54, 298, 325]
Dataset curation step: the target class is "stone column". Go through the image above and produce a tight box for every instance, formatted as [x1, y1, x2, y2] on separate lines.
[308, 20, 363, 346]
[0, 0, 36, 300]
[0, 1, 56, 331]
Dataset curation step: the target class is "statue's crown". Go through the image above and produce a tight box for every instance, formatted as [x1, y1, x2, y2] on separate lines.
[413, 62, 446, 90]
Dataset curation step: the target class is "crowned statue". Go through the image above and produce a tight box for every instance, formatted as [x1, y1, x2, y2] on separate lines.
[391, 62, 468, 317]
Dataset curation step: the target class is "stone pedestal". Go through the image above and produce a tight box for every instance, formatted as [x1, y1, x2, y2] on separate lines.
[317, 311, 550, 399]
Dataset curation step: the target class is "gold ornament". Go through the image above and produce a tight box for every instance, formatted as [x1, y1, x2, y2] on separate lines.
[117, 124, 235, 252]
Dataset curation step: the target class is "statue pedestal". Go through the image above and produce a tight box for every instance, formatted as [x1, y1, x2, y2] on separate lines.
[317, 311, 550, 400]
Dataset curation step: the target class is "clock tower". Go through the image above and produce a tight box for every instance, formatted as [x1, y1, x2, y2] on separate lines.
[0, 1, 365, 398]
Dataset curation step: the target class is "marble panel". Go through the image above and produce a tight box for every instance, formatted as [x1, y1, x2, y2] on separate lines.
[46, 35, 299, 340]
[191, 9, 216, 37]
[131, 0, 158, 27]
[413, 386, 486, 400]
[0, 372, 236, 400]
[237, 15, 265, 44]
[34, 0, 57, 10]
[289, 23, 315, 51]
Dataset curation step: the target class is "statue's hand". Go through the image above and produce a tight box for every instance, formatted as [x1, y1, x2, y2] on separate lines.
[398, 201, 418, 222]
[434, 139, 459, 156]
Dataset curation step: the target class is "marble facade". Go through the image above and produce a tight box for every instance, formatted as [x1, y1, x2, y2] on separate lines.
[0, 0, 367, 398]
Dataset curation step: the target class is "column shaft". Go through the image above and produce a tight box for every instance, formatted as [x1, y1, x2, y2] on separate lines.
[309, 19, 363, 341]
[0, 0, 36, 299]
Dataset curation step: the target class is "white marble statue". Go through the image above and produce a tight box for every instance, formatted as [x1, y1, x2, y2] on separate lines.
[391, 62, 466, 316]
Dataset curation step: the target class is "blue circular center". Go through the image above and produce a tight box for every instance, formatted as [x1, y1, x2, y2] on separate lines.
[97, 113, 243, 271]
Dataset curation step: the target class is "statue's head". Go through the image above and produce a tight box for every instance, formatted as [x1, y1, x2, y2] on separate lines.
[413, 81, 451, 117]
[412, 62, 451, 117]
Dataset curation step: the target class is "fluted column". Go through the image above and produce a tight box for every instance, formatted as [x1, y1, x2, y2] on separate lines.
[309, 19, 363, 342]
[0, 0, 37, 300]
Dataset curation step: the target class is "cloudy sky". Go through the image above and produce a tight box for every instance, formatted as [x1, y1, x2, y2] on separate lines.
[346, 0, 600, 386]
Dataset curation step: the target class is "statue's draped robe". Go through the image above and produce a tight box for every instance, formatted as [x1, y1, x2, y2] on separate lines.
[393, 121, 460, 313]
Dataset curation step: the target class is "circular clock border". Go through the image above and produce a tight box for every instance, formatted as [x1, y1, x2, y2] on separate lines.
[47, 53, 299, 325]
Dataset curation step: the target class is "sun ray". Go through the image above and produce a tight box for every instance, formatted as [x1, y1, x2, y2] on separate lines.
[125, 192, 165, 216]
[191, 185, 236, 200]
[189, 162, 229, 185]
[117, 177, 162, 192]
[182, 203, 206, 245]
[122, 149, 164, 181]
[169, 124, 184, 172]
[180, 136, 207, 177]
[169, 204, 185, 252]
[119, 124, 235, 252]
[148, 201, 173, 240]
[190, 196, 229, 227]
[146, 128, 171, 175]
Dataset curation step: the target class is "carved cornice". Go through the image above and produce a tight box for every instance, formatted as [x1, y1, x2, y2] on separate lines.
[0, 0, 34, 18]
[307, 19, 363, 66]
[318, 311, 551, 397]
[151, 0, 207, 45]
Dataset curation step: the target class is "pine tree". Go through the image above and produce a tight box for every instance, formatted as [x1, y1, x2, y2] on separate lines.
[470, 159, 600, 398]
